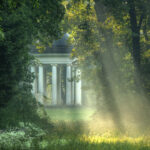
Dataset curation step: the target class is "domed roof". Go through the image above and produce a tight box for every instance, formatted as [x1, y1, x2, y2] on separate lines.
[53, 33, 69, 47]
[31, 33, 73, 54]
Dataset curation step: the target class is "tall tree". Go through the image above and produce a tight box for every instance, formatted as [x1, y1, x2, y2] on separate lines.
[0, 0, 65, 108]
[94, 0, 150, 82]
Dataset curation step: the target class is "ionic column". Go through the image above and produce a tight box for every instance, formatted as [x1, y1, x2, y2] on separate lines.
[43, 67, 47, 97]
[66, 64, 72, 105]
[38, 65, 44, 103]
[75, 69, 82, 105]
[71, 67, 75, 104]
[57, 67, 62, 105]
[52, 64, 57, 105]
[31, 66, 36, 94]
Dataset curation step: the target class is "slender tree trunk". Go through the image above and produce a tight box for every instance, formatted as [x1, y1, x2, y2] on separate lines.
[143, 20, 150, 50]
[128, 0, 146, 93]
[128, 0, 141, 71]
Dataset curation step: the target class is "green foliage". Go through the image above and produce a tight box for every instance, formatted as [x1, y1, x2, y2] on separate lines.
[0, 123, 46, 150]
[63, 0, 150, 98]
[64, 0, 133, 95]
[0, 0, 65, 128]
[0, 96, 36, 128]
[0, 0, 64, 107]
[94, 0, 150, 91]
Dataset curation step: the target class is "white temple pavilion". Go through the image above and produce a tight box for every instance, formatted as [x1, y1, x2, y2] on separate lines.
[30, 34, 82, 106]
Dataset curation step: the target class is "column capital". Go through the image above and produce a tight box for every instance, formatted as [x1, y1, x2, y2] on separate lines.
[51, 64, 58, 67]
[66, 63, 72, 66]
[39, 64, 43, 67]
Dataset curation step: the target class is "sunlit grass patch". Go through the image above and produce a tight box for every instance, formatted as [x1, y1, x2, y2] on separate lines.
[80, 135, 150, 145]
[79, 136, 150, 150]
[35, 135, 150, 150]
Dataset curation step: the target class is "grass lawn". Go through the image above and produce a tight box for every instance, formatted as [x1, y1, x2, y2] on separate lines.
[35, 136, 150, 150]
[45, 106, 96, 121]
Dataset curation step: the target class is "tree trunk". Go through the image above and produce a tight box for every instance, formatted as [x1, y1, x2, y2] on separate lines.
[128, 0, 141, 71]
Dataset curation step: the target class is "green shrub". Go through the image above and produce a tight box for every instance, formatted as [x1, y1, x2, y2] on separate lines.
[0, 123, 46, 150]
